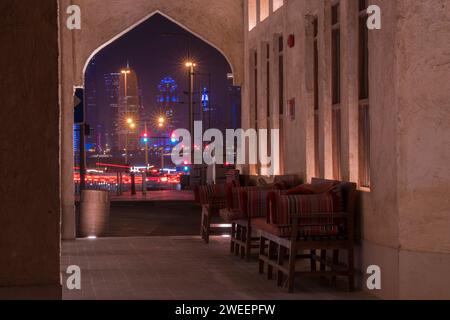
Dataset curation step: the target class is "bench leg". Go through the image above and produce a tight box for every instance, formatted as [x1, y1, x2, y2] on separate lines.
[235, 225, 241, 256]
[287, 244, 297, 293]
[348, 246, 355, 292]
[204, 212, 210, 244]
[200, 208, 205, 239]
[310, 250, 317, 272]
[268, 241, 275, 280]
[230, 223, 236, 254]
[258, 236, 265, 274]
[240, 226, 246, 259]
[320, 249, 327, 280]
[332, 249, 339, 285]
[277, 245, 285, 287]
[245, 225, 252, 262]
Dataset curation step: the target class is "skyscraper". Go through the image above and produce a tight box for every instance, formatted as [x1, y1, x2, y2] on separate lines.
[156, 77, 179, 130]
[85, 59, 98, 150]
[116, 65, 141, 157]
[227, 85, 241, 130]
[104, 72, 121, 151]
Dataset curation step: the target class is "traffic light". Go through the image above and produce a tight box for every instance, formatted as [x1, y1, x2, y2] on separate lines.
[171, 132, 177, 143]
[142, 132, 149, 143]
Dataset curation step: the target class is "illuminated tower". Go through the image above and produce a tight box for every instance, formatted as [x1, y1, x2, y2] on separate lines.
[104, 72, 121, 151]
[116, 65, 141, 156]
[156, 77, 179, 130]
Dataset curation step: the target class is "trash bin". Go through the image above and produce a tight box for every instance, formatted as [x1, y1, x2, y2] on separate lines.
[79, 190, 110, 238]
[180, 175, 190, 190]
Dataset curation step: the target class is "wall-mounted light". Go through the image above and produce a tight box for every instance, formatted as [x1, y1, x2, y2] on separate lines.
[288, 34, 295, 48]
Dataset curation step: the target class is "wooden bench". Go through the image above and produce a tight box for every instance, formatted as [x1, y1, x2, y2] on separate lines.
[198, 184, 228, 244]
[255, 179, 357, 292]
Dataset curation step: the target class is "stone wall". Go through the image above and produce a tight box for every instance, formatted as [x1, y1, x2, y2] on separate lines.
[243, 0, 450, 299]
[0, 0, 61, 299]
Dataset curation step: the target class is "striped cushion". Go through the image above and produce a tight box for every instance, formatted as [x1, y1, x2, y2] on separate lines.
[271, 188, 345, 237]
[226, 186, 268, 210]
[239, 189, 285, 218]
[198, 184, 228, 205]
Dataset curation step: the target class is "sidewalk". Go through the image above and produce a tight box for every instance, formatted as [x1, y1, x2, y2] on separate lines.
[77, 190, 195, 203]
[62, 236, 375, 300]
[112, 190, 194, 202]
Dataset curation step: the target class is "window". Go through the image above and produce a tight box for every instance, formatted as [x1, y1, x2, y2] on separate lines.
[278, 35, 285, 174]
[359, 0, 370, 188]
[251, 49, 260, 174]
[260, 0, 269, 21]
[278, 35, 284, 115]
[273, 0, 284, 12]
[266, 43, 271, 158]
[266, 43, 271, 118]
[331, 2, 342, 180]
[253, 50, 258, 125]
[248, 0, 257, 31]
[313, 17, 320, 177]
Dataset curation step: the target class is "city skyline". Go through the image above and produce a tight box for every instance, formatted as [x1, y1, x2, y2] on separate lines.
[84, 14, 234, 160]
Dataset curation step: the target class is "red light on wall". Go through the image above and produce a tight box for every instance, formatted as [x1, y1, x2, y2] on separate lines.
[288, 34, 295, 48]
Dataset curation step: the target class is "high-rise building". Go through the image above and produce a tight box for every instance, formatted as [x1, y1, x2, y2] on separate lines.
[226, 73, 241, 131]
[104, 72, 121, 108]
[104, 72, 121, 150]
[156, 77, 179, 130]
[116, 65, 141, 157]
[227, 85, 241, 130]
[85, 59, 98, 150]
[201, 87, 213, 129]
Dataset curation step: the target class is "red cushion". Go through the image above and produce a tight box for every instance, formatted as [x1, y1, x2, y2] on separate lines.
[286, 184, 316, 195]
[287, 181, 338, 195]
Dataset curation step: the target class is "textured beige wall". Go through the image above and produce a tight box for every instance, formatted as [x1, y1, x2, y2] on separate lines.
[62, 0, 244, 85]
[395, 0, 450, 254]
[0, 0, 61, 298]
[243, 0, 450, 299]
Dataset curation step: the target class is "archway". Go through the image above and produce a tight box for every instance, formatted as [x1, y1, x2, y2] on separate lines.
[60, 3, 244, 239]
[71, 13, 239, 237]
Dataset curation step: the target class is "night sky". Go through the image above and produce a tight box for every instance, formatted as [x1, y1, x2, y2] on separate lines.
[85, 13, 233, 135]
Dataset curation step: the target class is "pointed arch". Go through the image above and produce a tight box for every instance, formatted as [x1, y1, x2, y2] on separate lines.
[82, 10, 236, 85]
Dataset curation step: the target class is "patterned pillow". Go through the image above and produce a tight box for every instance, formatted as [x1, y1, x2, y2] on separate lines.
[271, 190, 345, 236]
[198, 184, 228, 205]
[239, 189, 285, 218]
[226, 186, 261, 210]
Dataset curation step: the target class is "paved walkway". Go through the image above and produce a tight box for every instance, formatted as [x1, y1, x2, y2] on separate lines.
[61, 236, 374, 300]
[110, 190, 194, 202]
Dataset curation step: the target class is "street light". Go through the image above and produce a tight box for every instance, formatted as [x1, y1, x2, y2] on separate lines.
[122, 69, 132, 165]
[158, 116, 165, 128]
[125, 118, 135, 165]
[185, 61, 196, 162]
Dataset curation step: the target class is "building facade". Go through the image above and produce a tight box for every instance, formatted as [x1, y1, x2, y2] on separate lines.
[2, 0, 449, 300]
[116, 66, 142, 155]
[156, 76, 179, 130]
[242, 0, 450, 299]
[104, 72, 121, 151]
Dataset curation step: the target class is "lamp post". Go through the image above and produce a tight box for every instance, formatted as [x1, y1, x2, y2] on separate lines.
[157, 116, 167, 170]
[144, 122, 149, 167]
[121, 69, 131, 165]
[125, 117, 134, 164]
[185, 62, 196, 163]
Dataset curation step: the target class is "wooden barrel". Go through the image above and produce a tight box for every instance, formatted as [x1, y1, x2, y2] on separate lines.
[79, 190, 110, 237]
